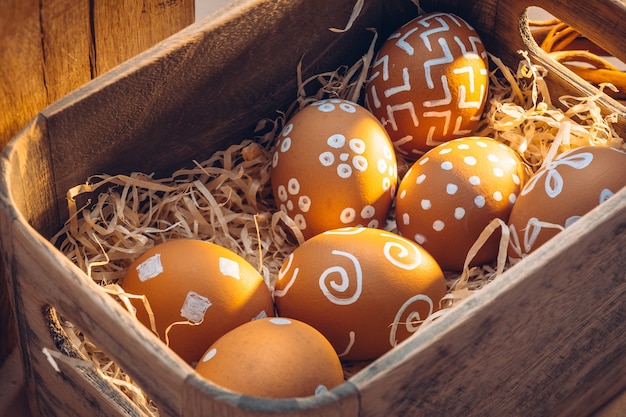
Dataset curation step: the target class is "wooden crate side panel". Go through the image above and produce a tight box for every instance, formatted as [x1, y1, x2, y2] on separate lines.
[4, 218, 195, 416]
[351, 187, 626, 417]
[181, 372, 360, 417]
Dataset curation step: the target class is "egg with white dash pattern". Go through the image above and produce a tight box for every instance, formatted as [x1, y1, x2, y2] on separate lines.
[270, 98, 398, 240]
[274, 226, 447, 361]
[365, 12, 489, 159]
[395, 137, 530, 271]
[121, 239, 275, 364]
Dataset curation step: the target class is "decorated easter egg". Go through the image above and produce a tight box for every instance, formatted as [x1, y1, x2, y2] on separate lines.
[395, 137, 530, 271]
[121, 239, 275, 364]
[365, 12, 489, 159]
[508, 146, 626, 262]
[195, 317, 344, 398]
[274, 227, 446, 361]
[270, 98, 397, 240]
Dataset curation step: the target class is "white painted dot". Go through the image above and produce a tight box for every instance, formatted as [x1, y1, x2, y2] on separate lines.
[270, 317, 292, 325]
[367, 219, 379, 228]
[202, 348, 217, 362]
[349, 138, 366, 153]
[361, 205, 375, 219]
[286, 200, 294, 211]
[340, 208, 356, 223]
[287, 178, 300, 194]
[507, 157, 518, 166]
[419, 157, 430, 165]
[487, 154, 499, 162]
[509, 193, 517, 204]
[446, 183, 458, 195]
[457, 144, 470, 150]
[433, 220, 445, 231]
[382, 177, 391, 191]
[421, 199, 432, 210]
[340, 153, 349, 161]
[476, 141, 488, 147]
[441, 161, 453, 170]
[464, 156, 477, 166]
[414, 233, 426, 244]
[384, 146, 393, 159]
[319, 151, 334, 166]
[493, 191, 503, 201]
[282, 123, 293, 136]
[340, 102, 357, 113]
[402, 213, 410, 225]
[416, 174, 426, 184]
[315, 385, 329, 395]
[400, 189, 407, 199]
[512, 174, 521, 185]
[474, 195, 486, 208]
[439, 148, 452, 155]
[328, 134, 345, 148]
[378, 159, 388, 174]
[298, 195, 311, 212]
[272, 151, 279, 168]
[352, 155, 368, 171]
[454, 207, 465, 219]
[469, 175, 481, 185]
[277, 185, 288, 202]
[493, 167, 504, 177]
[280, 137, 292, 152]
[294, 214, 307, 229]
[318, 103, 335, 112]
[337, 164, 352, 178]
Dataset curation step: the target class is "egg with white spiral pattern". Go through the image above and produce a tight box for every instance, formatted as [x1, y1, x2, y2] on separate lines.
[274, 226, 446, 361]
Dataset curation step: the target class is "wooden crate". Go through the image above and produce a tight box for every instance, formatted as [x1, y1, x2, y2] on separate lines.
[1, 0, 625, 416]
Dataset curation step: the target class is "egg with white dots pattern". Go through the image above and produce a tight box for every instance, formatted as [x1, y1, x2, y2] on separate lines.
[365, 12, 489, 159]
[270, 99, 397, 240]
[274, 226, 447, 361]
[395, 137, 530, 271]
[195, 317, 344, 398]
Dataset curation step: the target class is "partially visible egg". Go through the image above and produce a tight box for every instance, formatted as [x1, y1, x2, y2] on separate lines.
[195, 317, 344, 398]
[270, 99, 397, 240]
[508, 146, 626, 262]
[395, 137, 530, 271]
[365, 12, 489, 159]
[121, 239, 275, 364]
[274, 227, 446, 361]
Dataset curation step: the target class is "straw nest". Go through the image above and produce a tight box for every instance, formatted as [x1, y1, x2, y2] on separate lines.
[50, 7, 625, 415]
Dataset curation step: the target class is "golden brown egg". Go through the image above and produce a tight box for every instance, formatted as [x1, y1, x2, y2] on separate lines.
[508, 146, 626, 262]
[274, 227, 446, 361]
[395, 137, 530, 271]
[195, 317, 345, 398]
[365, 12, 489, 159]
[121, 239, 275, 364]
[270, 99, 397, 240]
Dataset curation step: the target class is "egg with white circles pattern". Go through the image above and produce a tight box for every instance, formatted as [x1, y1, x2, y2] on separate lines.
[395, 137, 530, 271]
[274, 226, 446, 361]
[508, 146, 626, 262]
[270, 99, 398, 240]
[364, 12, 489, 159]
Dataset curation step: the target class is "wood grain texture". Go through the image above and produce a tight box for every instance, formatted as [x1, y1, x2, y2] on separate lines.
[0, 0, 193, 372]
[0, 0, 625, 416]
